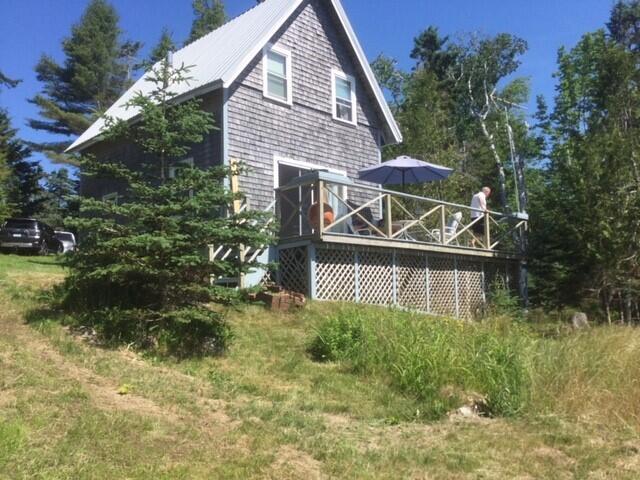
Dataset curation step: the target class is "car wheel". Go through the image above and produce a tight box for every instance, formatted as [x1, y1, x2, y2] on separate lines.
[39, 242, 49, 256]
[56, 242, 64, 254]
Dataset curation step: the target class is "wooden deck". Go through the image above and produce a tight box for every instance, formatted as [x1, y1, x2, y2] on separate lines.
[274, 171, 527, 319]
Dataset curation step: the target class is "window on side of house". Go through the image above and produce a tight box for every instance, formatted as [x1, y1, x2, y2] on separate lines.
[168, 158, 194, 179]
[263, 44, 292, 105]
[102, 192, 118, 204]
[332, 69, 356, 125]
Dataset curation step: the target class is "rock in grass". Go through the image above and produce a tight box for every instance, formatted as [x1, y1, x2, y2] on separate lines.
[571, 312, 589, 329]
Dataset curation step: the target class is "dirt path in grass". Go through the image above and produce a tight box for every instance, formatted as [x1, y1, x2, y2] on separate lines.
[0, 288, 236, 436]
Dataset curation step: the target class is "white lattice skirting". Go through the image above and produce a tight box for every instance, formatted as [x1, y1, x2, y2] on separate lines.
[277, 243, 519, 319]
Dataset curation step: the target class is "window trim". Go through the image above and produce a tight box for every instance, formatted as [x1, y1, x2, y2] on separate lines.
[331, 68, 357, 126]
[102, 192, 119, 204]
[168, 157, 194, 179]
[262, 44, 292, 106]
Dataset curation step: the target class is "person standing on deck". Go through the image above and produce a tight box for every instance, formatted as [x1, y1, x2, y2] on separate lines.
[470, 187, 491, 247]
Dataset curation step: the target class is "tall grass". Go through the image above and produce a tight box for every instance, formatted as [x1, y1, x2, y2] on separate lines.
[309, 305, 532, 419]
[529, 326, 640, 427]
[308, 304, 640, 428]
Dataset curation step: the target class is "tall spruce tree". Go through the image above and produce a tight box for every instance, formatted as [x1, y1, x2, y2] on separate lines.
[39, 168, 79, 228]
[60, 59, 274, 356]
[186, 0, 226, 45]
[146, 28, 176, 67]
[0, 70, 19, 89]
[0, 71, 19, 219]
[0, 110, 43, 217]
[28, 0, 140, 165]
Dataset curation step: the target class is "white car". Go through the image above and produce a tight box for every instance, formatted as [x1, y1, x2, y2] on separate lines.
[54, 231, 77, 253]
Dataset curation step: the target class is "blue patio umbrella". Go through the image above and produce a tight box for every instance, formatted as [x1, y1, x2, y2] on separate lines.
[358, 155, 453, 188]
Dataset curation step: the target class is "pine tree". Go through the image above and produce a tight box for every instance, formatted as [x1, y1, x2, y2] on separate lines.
[39, 168, 79, 228]
[145, 28, 176, 67]
[0, 130, 11, 220]
[0, 70, 19, 89]
[0, 71, 20, 219]
[186, 0, 226, 45]
[60, 59, 274, 356]
[28, 0, 141, 165]
[529, 3, 640, 319]
[0, 109, 43, 218]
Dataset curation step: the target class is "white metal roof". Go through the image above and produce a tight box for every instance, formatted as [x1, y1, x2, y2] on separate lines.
[67, 0, 402, 153]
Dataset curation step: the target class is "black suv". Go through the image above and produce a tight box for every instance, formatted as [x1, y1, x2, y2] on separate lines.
[0, 218, 61, 254]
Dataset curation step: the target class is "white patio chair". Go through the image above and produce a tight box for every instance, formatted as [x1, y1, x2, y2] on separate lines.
[430, 211, 462, 244]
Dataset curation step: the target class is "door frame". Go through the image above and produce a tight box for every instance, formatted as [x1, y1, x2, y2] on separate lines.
[272, 154, 347, 191]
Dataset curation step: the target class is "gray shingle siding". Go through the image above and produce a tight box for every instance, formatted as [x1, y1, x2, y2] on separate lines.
[227, 0, 383, 211]
[81, 89, 224, 199]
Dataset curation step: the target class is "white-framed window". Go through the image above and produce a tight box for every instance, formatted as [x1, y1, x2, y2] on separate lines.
[102, 192, 118, 204]
[168, 157, 194, 179]
[331, 68, 357, 125]
[263, 44, 292, 105]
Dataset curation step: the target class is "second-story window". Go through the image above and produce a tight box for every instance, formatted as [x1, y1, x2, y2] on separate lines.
[332, 69, 356, 125]
[263, 44, 292, 105]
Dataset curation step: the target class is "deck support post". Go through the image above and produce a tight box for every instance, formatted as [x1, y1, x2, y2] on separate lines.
[454, 255, 460, 318]
[307, 243, 317, 299]
[481, 261, 486, 304]
[354, 251, 360, 302]
[425, 255, 431, 313]
[392, 250, 397, 305]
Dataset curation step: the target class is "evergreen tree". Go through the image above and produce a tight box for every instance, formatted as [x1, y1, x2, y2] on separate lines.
[186, 0, 226, 45]
[0, 125, 11, 220]
[0, 71, 20, 219]
[529, 3, 640, 319]
[28, 0, 141, 165]
[39, 168, 79, 228]
[0, 109, 43, 218]
[0, 70, 19, 89]
[372, 30, 538, 210]
[145, 28, 176, 68]
[60, 59, 274, 356]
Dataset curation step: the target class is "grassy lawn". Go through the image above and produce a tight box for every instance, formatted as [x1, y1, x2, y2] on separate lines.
[1, 252, 640, 478]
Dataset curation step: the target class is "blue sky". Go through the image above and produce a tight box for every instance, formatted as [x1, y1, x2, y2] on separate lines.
[0, 0, 614, 173]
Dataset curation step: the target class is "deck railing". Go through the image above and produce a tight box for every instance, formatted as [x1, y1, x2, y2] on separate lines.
[275, 171, 528, 254]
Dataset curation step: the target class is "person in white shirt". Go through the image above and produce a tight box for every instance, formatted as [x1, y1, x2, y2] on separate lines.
[470, 187, 491, 246]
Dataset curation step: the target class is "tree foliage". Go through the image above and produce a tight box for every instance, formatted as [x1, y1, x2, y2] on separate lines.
[186, 0, 226, 45]
[0, 109, 43, 218]
[529, 3, 640, 320]
[59, 59, 274, 356]
[372, 28, 539, 211]
[143, 28, 176, 69]
[28, 0, 141, 165]
[39, 168, 79, 228]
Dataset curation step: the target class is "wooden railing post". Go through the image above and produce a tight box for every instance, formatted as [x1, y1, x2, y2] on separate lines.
[384, 193, 393, 238]
[484, 211, 491, 250]
[440, 204, 446, 244]
[230, 159, 245, 288]
[317, 180, 324, 239]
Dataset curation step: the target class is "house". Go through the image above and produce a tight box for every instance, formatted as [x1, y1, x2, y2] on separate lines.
[68, 0, 527, 319]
